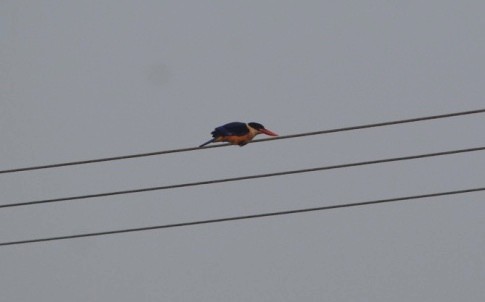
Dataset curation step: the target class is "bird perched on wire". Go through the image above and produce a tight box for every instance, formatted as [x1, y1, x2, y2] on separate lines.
[199, 122, 278, 147]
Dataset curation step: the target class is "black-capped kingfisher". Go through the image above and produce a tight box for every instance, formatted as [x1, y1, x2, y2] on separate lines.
[199, 122, 278, 147]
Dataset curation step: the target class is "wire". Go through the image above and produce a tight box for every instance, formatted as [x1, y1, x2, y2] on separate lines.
[1, 186, 483, 247]
[1, 108, 484, 174]
[2, 146, 484, 209]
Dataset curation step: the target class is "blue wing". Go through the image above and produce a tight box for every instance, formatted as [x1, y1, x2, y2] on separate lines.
[212, 122, 249, 137]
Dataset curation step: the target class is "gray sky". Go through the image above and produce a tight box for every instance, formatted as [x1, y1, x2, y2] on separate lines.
[1, 1, 485, 301]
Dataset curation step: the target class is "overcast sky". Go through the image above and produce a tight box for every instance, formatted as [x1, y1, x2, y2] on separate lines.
[1, 1, 485, 301]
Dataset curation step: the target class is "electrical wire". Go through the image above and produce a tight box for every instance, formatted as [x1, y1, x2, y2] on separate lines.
[1, 108, 484, 174]
[2, 146, 484, 209]
[1, 186, 483, 247]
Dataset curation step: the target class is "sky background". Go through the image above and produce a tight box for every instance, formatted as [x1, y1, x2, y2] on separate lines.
[1, 1, 485, 301]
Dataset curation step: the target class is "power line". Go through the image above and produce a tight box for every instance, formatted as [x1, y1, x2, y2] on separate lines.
[1, 108, 484, 175]
[1, 186, 483, 247]
[2, 146, 484, 209]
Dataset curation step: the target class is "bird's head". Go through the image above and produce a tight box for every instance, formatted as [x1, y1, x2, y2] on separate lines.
[248, 122, 278, 136]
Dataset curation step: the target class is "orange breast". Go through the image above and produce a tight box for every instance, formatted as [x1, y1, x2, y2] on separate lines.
[216, 133, 256, 145]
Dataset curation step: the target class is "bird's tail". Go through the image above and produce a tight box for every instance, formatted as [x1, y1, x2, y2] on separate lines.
[199, 138, 216, 148]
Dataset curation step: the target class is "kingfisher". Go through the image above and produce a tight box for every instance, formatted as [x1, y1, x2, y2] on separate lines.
[199, 122, 278, 147]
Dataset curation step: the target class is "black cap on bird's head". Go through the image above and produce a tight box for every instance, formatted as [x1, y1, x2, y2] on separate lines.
[248, 122, 265, 130]
[248, 122, 278, 136]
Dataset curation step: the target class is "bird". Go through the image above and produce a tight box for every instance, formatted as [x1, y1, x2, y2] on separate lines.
[199, 122, 278, 147]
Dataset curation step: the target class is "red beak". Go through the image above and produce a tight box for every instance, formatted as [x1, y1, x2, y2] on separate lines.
[260, 128, 278, 136]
